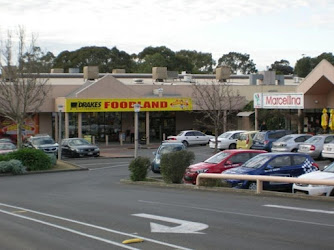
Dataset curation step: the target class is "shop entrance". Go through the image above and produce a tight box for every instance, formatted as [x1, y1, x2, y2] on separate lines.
[150, 112, 176, 142]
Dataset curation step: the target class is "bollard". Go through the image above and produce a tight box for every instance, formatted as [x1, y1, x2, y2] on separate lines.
[119, 133, 123, 146]
[163, 133, 166, 141]
[106, 135, 109, 146]
[92, 136, 95, 145]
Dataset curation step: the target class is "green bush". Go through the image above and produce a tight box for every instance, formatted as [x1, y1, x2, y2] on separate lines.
[128, 156, 151, 181]
[160, 150, 195, 184]
[0, 159, 26, 175]
[6, 148, 52, 171]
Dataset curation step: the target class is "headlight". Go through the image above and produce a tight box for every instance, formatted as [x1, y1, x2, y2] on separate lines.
[94, 148, 99, 152]
[75, 149, 83, 152]
[196, 169, 209, 174]
[156, 158, 161, 164]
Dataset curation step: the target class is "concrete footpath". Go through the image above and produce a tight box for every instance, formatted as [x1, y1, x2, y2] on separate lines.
[98, 142, 160, 158]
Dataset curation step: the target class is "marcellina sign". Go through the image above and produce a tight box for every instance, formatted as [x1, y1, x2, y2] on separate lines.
[253, 93, 304, 109]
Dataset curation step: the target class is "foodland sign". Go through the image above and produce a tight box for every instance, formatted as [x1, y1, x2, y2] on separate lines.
[254, 93, 304, 109]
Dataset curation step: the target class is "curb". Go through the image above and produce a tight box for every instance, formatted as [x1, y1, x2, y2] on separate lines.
[120, 178, 334, 202]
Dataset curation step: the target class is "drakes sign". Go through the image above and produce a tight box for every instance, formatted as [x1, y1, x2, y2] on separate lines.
[253, 93, 304, 109]
[66, 98, 192, 112]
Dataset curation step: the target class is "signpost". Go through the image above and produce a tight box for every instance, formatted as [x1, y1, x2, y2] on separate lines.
[134, 104, 141, 158]
[57, 104, 64, 160]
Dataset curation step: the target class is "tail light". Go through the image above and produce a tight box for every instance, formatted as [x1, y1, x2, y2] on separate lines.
[310, 145, 316, 151]
[312, 162, 319, 170]
[246, 136, 249, 145]
[168, 138, 176, 141]
[264, 140, 269, 145]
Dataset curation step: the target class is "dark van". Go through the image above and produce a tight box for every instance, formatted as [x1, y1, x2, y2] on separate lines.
[250, 130, 292, 152]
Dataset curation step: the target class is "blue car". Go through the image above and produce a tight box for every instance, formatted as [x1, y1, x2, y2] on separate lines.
[151, 142, 186, 173]
[251, 130, 292, 152]
[223, 152, 319, 191]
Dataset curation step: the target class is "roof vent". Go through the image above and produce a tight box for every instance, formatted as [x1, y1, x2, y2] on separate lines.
[152, 67, 167, 82]
[69, 68, 80, 73]
[83, 66, 99, 80]
[133, 79, 143, 84]
[51, 68, 64, 73]
[112, 69, 126, 73]
[216, 66, 231, 82]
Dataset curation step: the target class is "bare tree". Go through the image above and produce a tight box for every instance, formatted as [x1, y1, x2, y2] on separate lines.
[0, 27, 50, 148]
[192, 81, 246, 152]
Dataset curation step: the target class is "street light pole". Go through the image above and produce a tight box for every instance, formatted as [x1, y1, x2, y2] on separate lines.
[134, 104, 141, 158]
[57, 105, 63, 160]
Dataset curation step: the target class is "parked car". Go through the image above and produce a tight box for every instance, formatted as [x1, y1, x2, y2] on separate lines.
[250, 130, 292, 152]
[151, 142, 186, 173]
[61, 138, 100, 157]
[0, 142, 17, 154]
[209, 130, 246, 150]
[166, 130, 214, 147]
[271, 134, 313, 152]
[236, 131, 258, 149]
[183, 149, 266, 184]
[321, 141, 334, 160]
[0, 138, 14, 144]
[23, 134, 58, 154]
[298, 134, 334, 160]
[223, 152, 319, 191]
[292, 162, 334, 196]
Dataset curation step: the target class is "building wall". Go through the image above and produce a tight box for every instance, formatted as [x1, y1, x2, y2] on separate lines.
[175, 112, 195, 133]
[39, 113, 53, 136]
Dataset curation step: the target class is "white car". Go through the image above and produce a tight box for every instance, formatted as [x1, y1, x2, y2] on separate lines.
[166, 130, 214, 147]
[292, 163, 334, 196]
[321, 142, 334, 160]
[209, 130, 246, 150]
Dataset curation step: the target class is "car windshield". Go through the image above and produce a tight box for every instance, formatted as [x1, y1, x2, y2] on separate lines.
[158, 145, 183, 154]
[275, 136, 292, 142]
[304, 136, 321, 143]
[177, 131, 186, 136]
[324, 163, 334, 173]
[68, 139, 91, 146]
[218, 132, 231, 139]
[242, 154, 272, 169]
[32, 137, 55, 145]
[204, 152, 230, 164]
[0, 143, 15, 150]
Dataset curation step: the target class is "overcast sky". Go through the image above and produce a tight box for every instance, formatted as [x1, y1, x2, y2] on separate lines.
[1, 0, 333, 71]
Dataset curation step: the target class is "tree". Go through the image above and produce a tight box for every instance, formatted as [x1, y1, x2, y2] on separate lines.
[270, 59, 293, 75]
[175, 50, 215, 73]
[0, 28, 50, 148]
[22, 47, 55, 73]
[192, 80, 245, 152]
[294, 56, 313, 77]
[217, 52, 257, 74]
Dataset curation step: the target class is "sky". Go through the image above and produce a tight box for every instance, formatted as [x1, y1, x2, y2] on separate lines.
[1, 0, 333, 71]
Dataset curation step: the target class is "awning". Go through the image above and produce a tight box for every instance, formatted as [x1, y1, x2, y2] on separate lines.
[237, 111, 255, 117]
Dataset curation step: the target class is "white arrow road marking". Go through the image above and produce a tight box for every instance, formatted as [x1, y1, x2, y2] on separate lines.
[132, 213, 208, 234]
[264, 205, 334, 214]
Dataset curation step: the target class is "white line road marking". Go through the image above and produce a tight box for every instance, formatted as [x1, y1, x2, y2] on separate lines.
[79, 162, 128, 166]
[264, 204, 334, 214]
[133, 213, 208, 234]
[89, 164, 129, 171]
[138, 200, 334, 228]
[0, 209, 138, 250]
[0, 203, 192, 250]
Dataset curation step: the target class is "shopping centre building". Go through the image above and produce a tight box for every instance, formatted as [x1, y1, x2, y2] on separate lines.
[0, 59, 333, 144]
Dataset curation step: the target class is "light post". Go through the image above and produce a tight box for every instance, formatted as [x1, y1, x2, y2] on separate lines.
[134, 103, 141, 158]
[57, 104, 64, 160]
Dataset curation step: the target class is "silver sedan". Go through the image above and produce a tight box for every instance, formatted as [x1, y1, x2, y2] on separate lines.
[298, 134, 334, 160]
[271, 134, 313, 152]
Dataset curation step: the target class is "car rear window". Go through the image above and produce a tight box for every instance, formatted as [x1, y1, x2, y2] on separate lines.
[218, 132, 232, 139]
[305, 136, 321, 143]
[292, 155, 308, 165]
[253, 132, 265, 141]
[276, 136, 292, 142]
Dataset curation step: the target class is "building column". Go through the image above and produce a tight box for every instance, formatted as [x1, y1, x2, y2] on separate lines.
[255, 108, 259, 130]
[78, 112, 82, 138]
[298, 109, 303, 134]
[65, 112, 69, 139]
[146, 111, 150, 145]
[223, 110, 227, 132]
[55, 112, 59, 142]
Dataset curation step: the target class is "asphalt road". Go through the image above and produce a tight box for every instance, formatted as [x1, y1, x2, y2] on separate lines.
[0, 146, 333, 249]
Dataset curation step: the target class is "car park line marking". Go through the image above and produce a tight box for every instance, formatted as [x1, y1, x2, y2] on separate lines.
[133, 213, 208, 234]
[0, 203, 193, 250]
[0, 208, 139, 250]
[264, 205, 334, 214]
[89, 164, 129, 171]
[138, 200, 334, 228]
[79, 162, 128, 166]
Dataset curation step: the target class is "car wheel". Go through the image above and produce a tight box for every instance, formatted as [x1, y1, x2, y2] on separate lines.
[329, 189, 334, 196]
[182, 140, 189, 147]
[248, 182, 257, 190]
[229, 143, 236, 149]
[291, 148, 298, 152]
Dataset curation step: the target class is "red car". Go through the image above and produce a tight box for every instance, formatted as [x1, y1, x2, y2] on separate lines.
[183, 149, 267, 184]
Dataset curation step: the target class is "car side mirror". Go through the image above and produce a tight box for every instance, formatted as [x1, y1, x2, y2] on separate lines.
[266, 165, 274, 170]
[225, 160, 232, 165]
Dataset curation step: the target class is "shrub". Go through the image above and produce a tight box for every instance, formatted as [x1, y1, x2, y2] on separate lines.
[0, 159, 26, 175]
[46, 153, 57, 166]
[6, 148, 52, 171]
[128, 156, 151, 181]
[160, 150, 195, 184]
